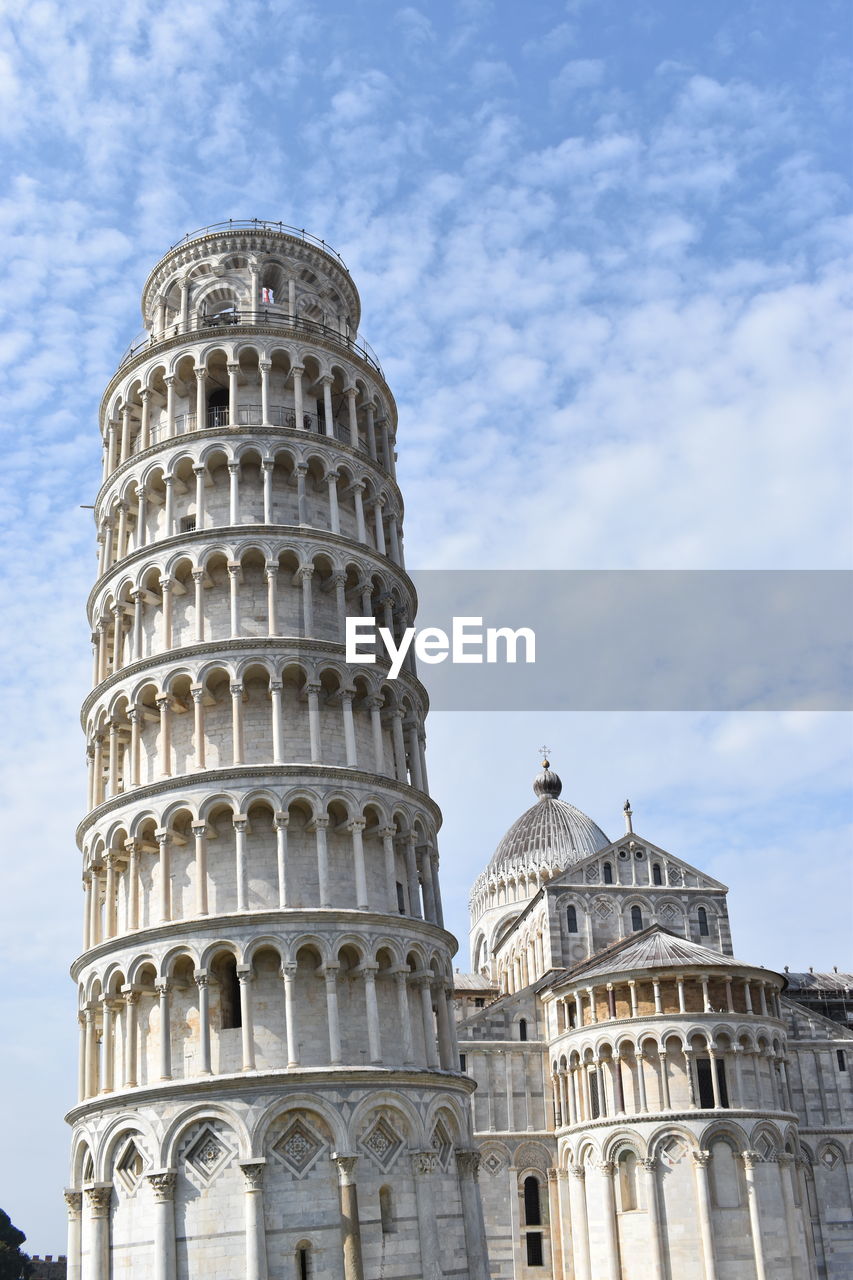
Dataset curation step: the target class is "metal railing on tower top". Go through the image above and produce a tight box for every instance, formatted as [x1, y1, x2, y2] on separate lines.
[167, 218, 349, 267]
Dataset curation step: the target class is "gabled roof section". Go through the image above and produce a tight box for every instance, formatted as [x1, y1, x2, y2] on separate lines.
[541, 924, 778, 989]
[546, 830, 729, 893]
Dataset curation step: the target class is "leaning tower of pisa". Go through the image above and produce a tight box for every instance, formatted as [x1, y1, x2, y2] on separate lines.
[65, 220, 490, 1280]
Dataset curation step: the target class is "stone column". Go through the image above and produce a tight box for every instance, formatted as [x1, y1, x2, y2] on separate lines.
[84, 1185, 112, 1280]
[379, 827, 398, 911]
[300, 565, 315, 635]
[156, 696, 172, 778]
[233, 814, 250, 910]
[327, 472, 341, 533]
[156, 980, 172, 1079]
[163, 477, 175, 536]
[228, 562, 241, 637]
[684, 1048, 699, 1108]
[352, 482, 367, 541]
[64, 1189, 83, 1280]
[156, 828, 172, 921]
[227, 362, 239, 425]
[692, 1150, 718, 1280]
[240, 1161, 269, 1280]
[282, 964, 299, 1067]
[341, 691, 357, 766]
[411, 1151, 442, 1277]
[435, 980, 454, 1068]
[597, 1161, 621, 1280]
[325, 965, 342, 1063]
[369, 697, 385, 772]
[419, 976, 439, 1067]
[231, 682, 245, 764]
[394, 969, 415, 1064]
[778, 1154, 808, 1280]
[122, 987, 139, 1087]
[659, 1050, 672, 1109]
[195, 972, 211, 1075]
[362, 965, 382, 1063]
[269, 680, 284, 764]
[147, 1171, 177, 1280]
[274, 811, 289, 906]
[195, 367, 206, 431]
[349, 819, 368, 909]
[569, 1166, 591, 1280]
[100, 996, 116, 1093]
[455, 1151, 490, 1280]
[641, 1158, 665, 1280]
[333, 572, 347, 640]
[296, 463, 308, 522]
[405, 834, 422, 918]
[741, 1151, 768, 1280]
[140, 387, 151, 450]
[238, 967, 256, 1070]
[191, 821, 208, 914]
[261, 460, 274, 524]
[259, 361, 270, 423]
[314, 816, 330, 906]
[332, 1154, 364, 1280]
[292, 364, 304, 426]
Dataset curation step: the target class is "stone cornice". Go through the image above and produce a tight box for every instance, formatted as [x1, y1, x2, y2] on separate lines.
[556, 1108, 798, 1135]
[70, 905, 457, 979]
[75, 761, 442, 845]
[65, 1063, 476, 1127]
[94, 425, 402, 518]
[88, 520, 413, 618]
[80, 633, 429, 725]
[547, 1010, 785, 1041]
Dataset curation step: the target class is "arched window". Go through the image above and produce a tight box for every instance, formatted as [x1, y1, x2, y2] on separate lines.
[698, 907, 709, 936]
[618, 1150, 638, 1211]
[523, 1175, 542, 1225]
[296, 1243, 311, 1279]
[379, 1186, 394, 1234]
[207, 385, 229, 429]
[566, 905, 578, 933]
[220, 955, 242, 1029]
[652, 863, 663, 885]
[519, 1018, 528, 1042]
[631, 906, 643, 931]
[603, 862, 613, 884]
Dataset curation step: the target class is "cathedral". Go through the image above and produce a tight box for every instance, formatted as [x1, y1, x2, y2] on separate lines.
[65, 222, 852, 1279]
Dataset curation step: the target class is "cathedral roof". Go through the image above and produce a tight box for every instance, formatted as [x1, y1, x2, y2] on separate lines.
[486, 760, 610, 877]
[550, 925, 780, 987]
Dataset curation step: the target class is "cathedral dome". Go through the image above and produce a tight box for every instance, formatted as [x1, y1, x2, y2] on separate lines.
[487, 760, 610, 876]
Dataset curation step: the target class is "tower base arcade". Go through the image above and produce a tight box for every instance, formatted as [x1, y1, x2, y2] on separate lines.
[67, 1074, 487, 1280]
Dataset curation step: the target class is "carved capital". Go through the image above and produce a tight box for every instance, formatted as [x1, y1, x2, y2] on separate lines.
[778, 1152, 795, 1170]
[597, 1160, 616, 1178]
[84, 1185, 112, 1215]
[640, 1157, 658, 1173]
[331, 1153, 358, 1185]
[147, 1170, 177, 1202]
[455, 1149, 481, 1180]
[154, 980, 171, 998]
[692, 1150, 712, 1169]
[64, 1189, 83, 1217]
[569, 1164, 586, 1181]
[741, 1149, 762, 1169]
[411, 1149, 437, 1176]
[240, 1160, 266, 1190]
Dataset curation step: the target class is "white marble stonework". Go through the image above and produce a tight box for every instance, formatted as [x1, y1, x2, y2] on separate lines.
[459, 766, 853, 1279]
[66, 222, 490, 1280]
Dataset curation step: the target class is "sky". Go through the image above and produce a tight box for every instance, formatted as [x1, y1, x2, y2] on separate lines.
[0, 0, 851, 1254]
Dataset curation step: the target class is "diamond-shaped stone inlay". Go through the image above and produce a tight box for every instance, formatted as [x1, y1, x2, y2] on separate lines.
[481, 1149, 503, 1176]
[820, 1147, 840, 1170]
[659, 1137, 688, 1168]
[660, 902, 678, 922]
[585, 865, 599, 883]
[431, 1119, 453, 1170]
[271, 1119, 326, 1179]
[595, 899, 613, 919]
[359, 1116, 404, 1172]
[184, 1125, 233, 1185]
[115, 1137, 146, 1195]
[756, 1135, 775, 1161]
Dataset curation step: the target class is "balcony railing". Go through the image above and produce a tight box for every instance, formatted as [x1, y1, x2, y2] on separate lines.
[162, 406, 354, 446]
[117, 309, 383, 375]
[166, 219, 348, 267]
